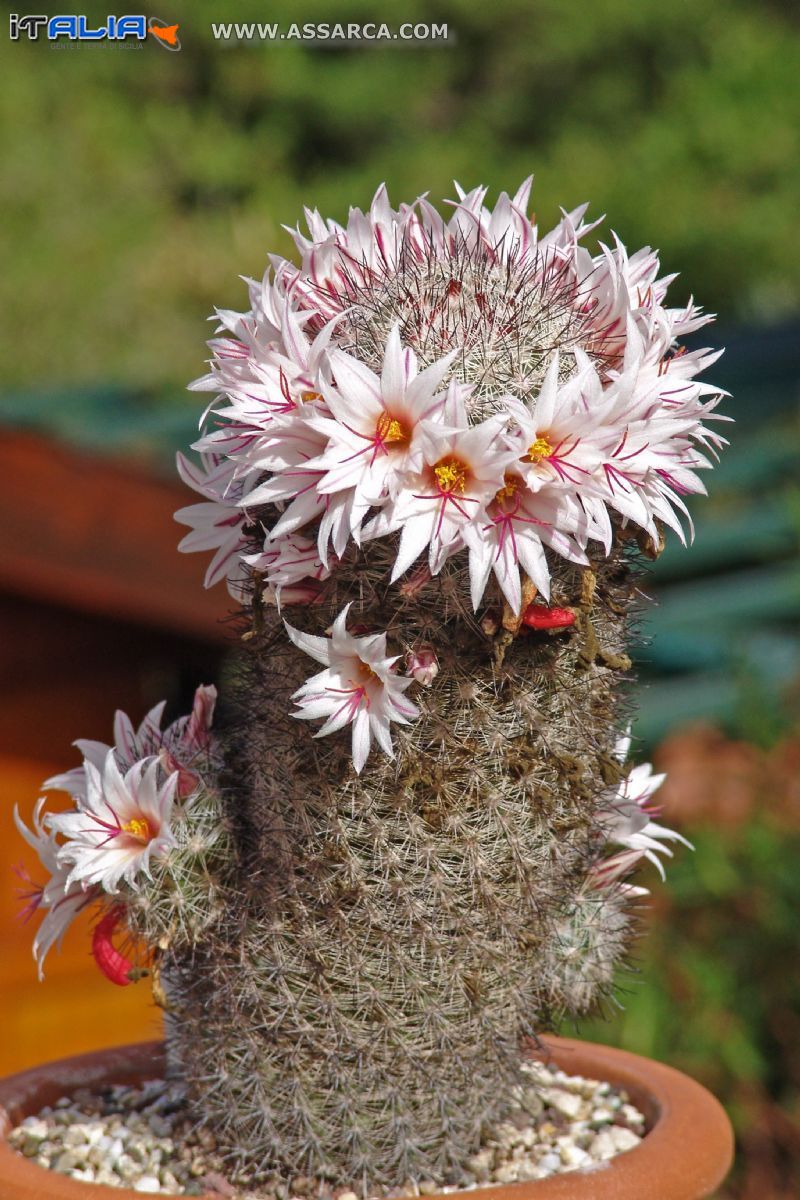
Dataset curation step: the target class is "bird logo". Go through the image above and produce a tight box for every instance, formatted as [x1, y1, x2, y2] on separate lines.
[148, 18, 181, 50]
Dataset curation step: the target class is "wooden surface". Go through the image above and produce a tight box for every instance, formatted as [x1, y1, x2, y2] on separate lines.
[0, 432, 228, 643]
[0, 592, 224, 764]
[1, 755, 163, 1077]
[0, 433, 231, 1077]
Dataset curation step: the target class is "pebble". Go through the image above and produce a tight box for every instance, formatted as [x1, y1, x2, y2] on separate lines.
[20, 1117, 48, 1141]
[53, 1149, 80, 1172]
[559, 1143, 590, 1168]
[514, 1161, 542, 1182]
[589, 1130, 618, 1160]
[7, 1063, 646, 1196]
[540, 1087, 584, 1119]
[609, 1126, 642, 1153]
[590, 1104, 615, 1124]
[98, 1168, 124, 1186]
[622, 1102, 646, 1127]
[537, 1152, 562, 1173]
[491, 1164, 519, 1184]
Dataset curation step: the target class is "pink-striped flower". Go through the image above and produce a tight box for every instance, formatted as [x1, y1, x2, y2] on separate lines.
[463, 473, 590, 612]
[244, 531, 331, 609]
[365, 383, 515, 584]
[285, 605, 419, 773]
[593, 734, 692, 894]
[48, 753, 178, 893]
[44, 685, 217, 804]
[302, 325, 455, 514]
[174, 453, 251, 598]
[14, 800, 97, 979]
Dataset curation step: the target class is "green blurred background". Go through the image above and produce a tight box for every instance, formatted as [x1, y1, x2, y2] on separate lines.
[2, 1, 800, 1196]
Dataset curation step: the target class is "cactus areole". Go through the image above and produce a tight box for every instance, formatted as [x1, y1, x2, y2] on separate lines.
[18, 180, 728, 1190]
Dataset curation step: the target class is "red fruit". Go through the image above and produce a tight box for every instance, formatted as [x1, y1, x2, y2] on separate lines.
[92, 907, 134, 986]
[522, 604, 576, 631]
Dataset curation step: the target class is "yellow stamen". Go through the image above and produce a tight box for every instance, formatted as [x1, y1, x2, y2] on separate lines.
[376, 412, 408, 445]
[526, 435, 554, 463]
[494, 473, 520, 504]
[356, 660, 379, 683]
[434, 456, 468, 494]
[300, 390, 322, 404]
[122, 817, 152, 843]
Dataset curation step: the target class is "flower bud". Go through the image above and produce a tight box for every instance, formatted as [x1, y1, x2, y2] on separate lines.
[263, 579, 324, 608]
[406, 644, 439, 687]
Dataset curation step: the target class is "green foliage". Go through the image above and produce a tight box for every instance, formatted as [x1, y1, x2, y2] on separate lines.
[581, 809, 800, 1197]
[3, 0, 799, 393]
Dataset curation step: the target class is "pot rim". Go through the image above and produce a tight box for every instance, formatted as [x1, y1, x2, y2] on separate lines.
[0, 1036, 733, 1200]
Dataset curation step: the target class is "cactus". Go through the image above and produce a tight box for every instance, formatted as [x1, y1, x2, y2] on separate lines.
[18, 180, 725, 1191]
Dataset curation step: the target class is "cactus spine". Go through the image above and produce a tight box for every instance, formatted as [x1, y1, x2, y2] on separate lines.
[160, 544, 638, 1186]
[20, 180, 725, 1194]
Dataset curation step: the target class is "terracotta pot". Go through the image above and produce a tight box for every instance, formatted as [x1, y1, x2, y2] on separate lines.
[0, 1037, 733, 1200]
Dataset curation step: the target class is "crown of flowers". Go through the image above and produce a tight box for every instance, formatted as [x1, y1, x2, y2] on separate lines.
[176, 179, 727, 772]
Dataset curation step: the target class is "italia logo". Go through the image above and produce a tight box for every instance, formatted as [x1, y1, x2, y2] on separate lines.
[8, 13, 182, 49]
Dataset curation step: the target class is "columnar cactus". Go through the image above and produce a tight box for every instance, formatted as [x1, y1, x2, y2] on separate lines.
[18, 180, 726, 1190]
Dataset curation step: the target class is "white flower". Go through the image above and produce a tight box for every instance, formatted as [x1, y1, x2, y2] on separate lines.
[503, 346, 726, 556]
[45, 686, 217, 804]
[49, 752, 178, 893]
[240, 408, 359, 566]
[600, 735, 692, 880]
[575, 235, 712, 368]
[588, 848, 651, 898]
[188, 272, 283, 396]
[441, 178, 538, 262]
[279, 183, 428, 319]
[18, 691, 216, 975]
[463, 473, 590, 612]
[366, 383, 515, 583]
[14, 800, 96, 979]
[285, 605, 419, 773]
[510, 354, 606, 477]
[604, 761, 691, 879]
[303, 326, 455, 514]
[584, 351, 722, 546]
[193, 298, 337, 436]
[244, 531, 330, 609]
[174, 452, 251, 597]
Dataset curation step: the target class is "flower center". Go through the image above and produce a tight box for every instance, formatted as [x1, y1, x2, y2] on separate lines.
[356, 659, 379, 683]
[494, 473, 520, 505]
[376, 412, 408, 446]
[122, 817, 153, 843]
[434, 456, 468, 494]
[300, 390, 323, 404]
[525, 434, 554, 463]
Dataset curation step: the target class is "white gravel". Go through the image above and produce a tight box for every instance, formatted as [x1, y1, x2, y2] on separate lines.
[8, 1061, 646, 1196]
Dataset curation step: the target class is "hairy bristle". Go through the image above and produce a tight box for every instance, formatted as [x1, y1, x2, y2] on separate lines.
[316, 234, 620, 418]
[162, 542, 642, 1187]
